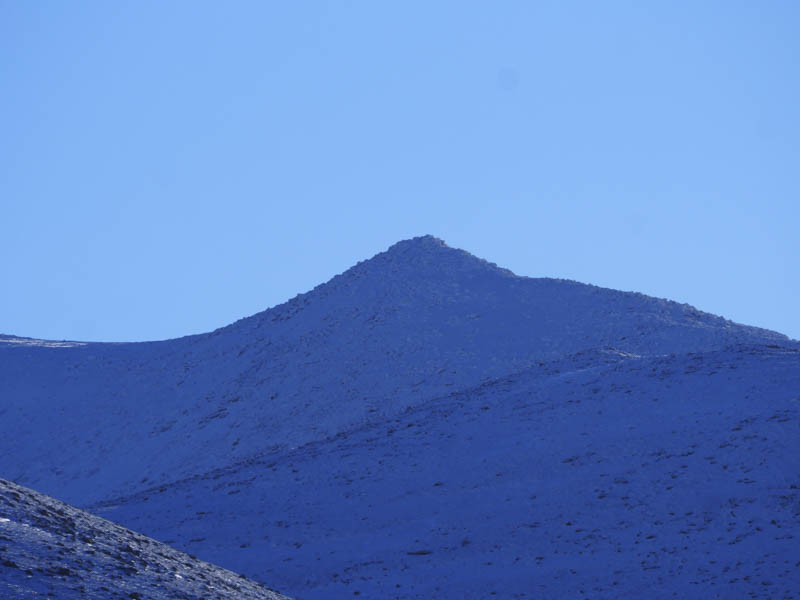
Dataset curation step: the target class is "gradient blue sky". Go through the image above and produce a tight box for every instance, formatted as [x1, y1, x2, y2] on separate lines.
[2, 1, 798, 342]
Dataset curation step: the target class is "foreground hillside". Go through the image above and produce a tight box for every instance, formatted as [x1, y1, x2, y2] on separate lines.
[0, 478, 290, 600]
[92, 344, 800, 599]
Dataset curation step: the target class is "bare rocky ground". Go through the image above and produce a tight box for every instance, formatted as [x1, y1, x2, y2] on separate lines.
[0, 478, 290, 600]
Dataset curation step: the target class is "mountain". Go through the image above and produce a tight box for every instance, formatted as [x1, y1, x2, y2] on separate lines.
[0, 478, 291, 599]
[1, 236, 798, 599]
[0, 236, 787, 504]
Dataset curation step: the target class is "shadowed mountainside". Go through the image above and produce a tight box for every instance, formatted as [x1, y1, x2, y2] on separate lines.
[0, 236, 789, 504]
[90, 344, 800, 599]
[1, 236, 798, 599]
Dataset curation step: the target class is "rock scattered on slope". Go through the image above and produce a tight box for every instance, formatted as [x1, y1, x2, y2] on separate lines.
[0, 478, 290, 600]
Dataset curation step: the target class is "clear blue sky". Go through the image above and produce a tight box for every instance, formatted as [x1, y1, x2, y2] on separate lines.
[2, 1, 798, 342]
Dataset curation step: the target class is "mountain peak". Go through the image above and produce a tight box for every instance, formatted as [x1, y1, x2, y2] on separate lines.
[363, 235, 516, 280]
[380, 234, 453, 261]
[385, 234, 448, 251]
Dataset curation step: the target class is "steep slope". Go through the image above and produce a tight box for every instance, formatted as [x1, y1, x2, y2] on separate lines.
[0, 236, 790, 506]
[0, 478, 291, 600]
